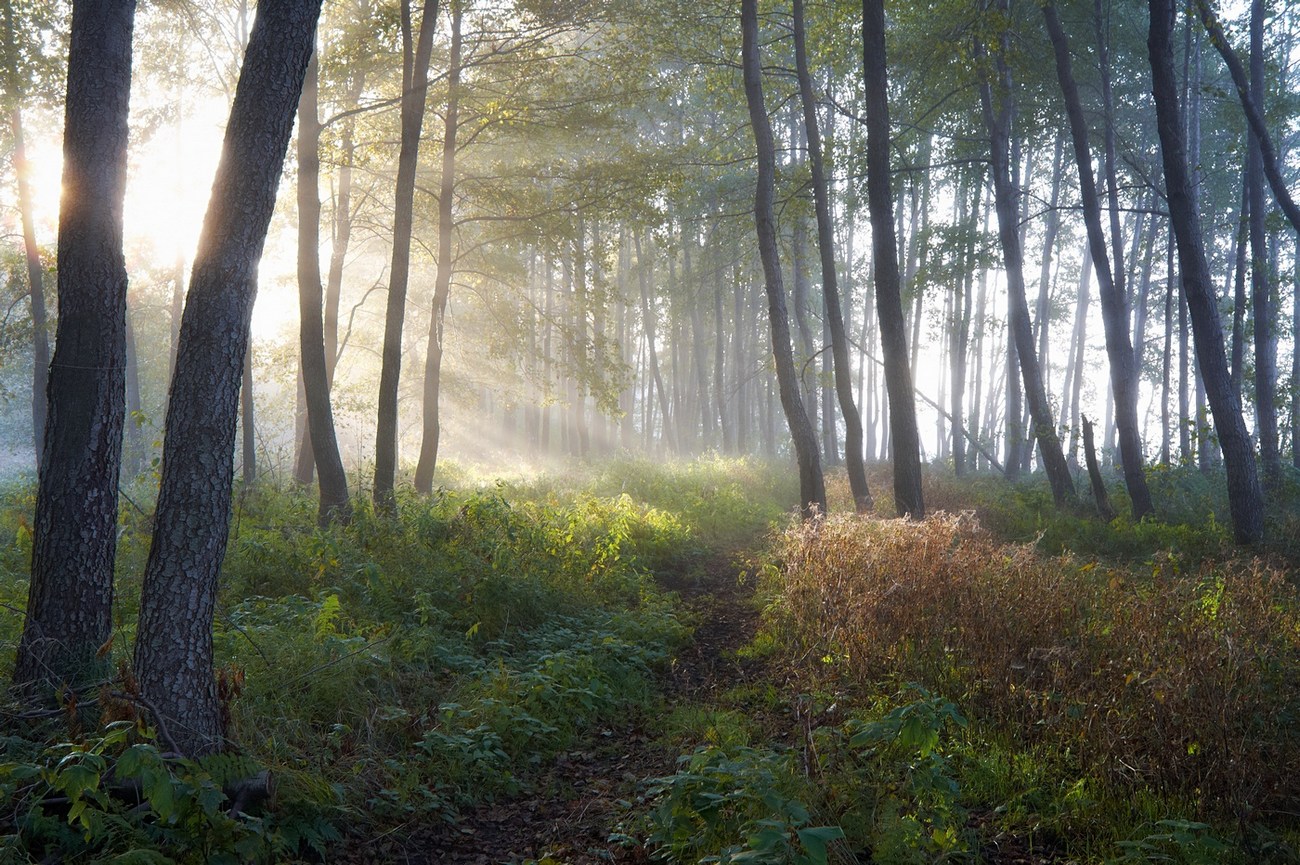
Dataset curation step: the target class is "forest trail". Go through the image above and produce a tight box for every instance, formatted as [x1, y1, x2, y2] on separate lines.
[334, 553, 764, 865]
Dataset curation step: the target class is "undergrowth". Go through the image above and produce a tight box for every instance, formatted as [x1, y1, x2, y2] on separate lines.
[0, 476, 699, 862]
[755, 512, 1300, 862]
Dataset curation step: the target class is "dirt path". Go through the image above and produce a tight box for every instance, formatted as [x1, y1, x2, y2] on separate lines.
[335, 554, 760, 865]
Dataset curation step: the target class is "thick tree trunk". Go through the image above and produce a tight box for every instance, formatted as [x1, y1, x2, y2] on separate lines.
[862, 0, 922, 517]
[14, 0, 135, 695]
[1043, 0, 1153, 518]
[297, 49, 351, 523]
[794, 0, 870, 510]
[134, 0, 323, 754]
[414, 0, 462, 492]
[374, 0, 438, 512]
[1148, 0, 1264, 544]
[742, 0, 825, 516]
[977, 15, 1074, 506]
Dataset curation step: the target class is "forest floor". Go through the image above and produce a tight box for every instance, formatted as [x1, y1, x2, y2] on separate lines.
[332, 548, 1063, 865]
[331, 552, 765, 865]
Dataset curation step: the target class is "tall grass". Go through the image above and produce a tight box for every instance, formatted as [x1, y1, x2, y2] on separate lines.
[768, 513, 1300, 819]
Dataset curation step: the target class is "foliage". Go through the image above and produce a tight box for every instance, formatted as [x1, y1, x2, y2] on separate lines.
[766, 512, 1300, 822]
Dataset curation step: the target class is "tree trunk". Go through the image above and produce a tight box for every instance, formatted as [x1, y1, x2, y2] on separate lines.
[637, 234, 673, 452]
[977, 12, 1074, 507]
[9, 105, 49, 467]
[794, 0, 870, 510]
[1246, 0, 1280, 485]
[14, 0, 135, 695]
[742, 0, 825, 516]
[862, 0, 922, 516]
[374, 0, 438, 512]
[1082, 415, 1115, 521]
[1148, 0, 1264, 544]
[297, 49, 351, 523]
[1043, 0, 1153, 518]
[134, 0, 323, 754]
[414, 0, 462, 492]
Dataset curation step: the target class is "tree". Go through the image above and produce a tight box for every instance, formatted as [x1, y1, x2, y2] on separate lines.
[741, 0, 825, 518]
[414, 0, 463, 493]
[374, 0, 438, 512]
[976, 0, 1075, 508]
[297, 48, 352, 525]
[0, 0, 52, 468]
[1147, 0, 1263, 544]
[133, 0, 325, 754]
[13, 0, 135, 694]
[1041, 0, 1153, 520]
[861, 0, 922, 517]
[793, 0, 871, 512]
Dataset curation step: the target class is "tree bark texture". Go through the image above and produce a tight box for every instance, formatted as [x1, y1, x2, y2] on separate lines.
[14, 0, 135, 694]
[1148, 0, 1264, 544]
[742, 0, 825, 518]
[862, 0, 922, 517]
[134, 0, 323, 754]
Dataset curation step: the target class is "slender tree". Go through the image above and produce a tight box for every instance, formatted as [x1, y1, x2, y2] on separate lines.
[1148, 0, 1264, 544]
[134, 0, 324, 754]
[297, 48, 352, 524]
[793, 0, 870, 511]
[977, 1, 1074, 507]
[414, 0, 463, 492]
[13, 0, 135, 694]
[374, 0, 438, 511]
[741, 0, 825, 517]
[1042, 0, 1153, 519]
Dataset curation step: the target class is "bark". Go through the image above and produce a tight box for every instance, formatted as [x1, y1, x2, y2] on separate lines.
[1042, 0, 1154, 518]
[374, 0, 438, 512]
[134, 0, 323, 754]
[14, 0, 135, 695]
[742, 0, 825, 517]
[952, 170, 980, 475]
[414, 0, 462, 492]
[1148, 0, 1264, 544]
[297, 49, 351, 523]
[1161, 235, 1173, 464]
[794, 0, 870, 510]
[977, 12, 1074, 506]
[862, 0, 922, 517]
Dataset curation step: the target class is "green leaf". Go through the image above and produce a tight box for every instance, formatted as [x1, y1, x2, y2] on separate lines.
[797, 826, 845, 865]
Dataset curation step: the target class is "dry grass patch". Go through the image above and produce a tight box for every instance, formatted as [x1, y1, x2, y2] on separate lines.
[769, 513, 1300, 819]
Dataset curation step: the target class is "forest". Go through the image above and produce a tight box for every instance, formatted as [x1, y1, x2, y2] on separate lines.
[0, 0, 1299, 861]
